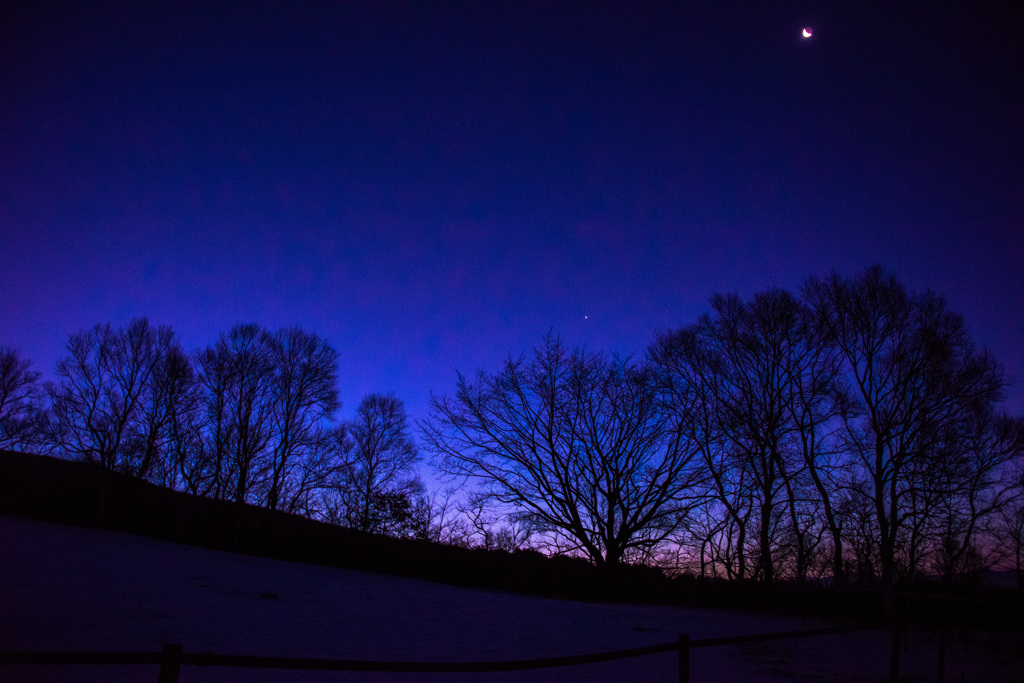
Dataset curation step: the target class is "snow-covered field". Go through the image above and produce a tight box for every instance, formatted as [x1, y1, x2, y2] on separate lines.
[1, 516, 1020, 682]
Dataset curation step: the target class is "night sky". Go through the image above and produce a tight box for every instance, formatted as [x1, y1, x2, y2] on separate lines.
[2, 0, 1022, 422]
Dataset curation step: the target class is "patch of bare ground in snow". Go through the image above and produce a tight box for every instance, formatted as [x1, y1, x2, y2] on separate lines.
[1, 515, 1021, 682]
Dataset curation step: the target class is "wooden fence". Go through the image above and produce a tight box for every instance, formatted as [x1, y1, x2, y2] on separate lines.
[0, 624, 879, 682]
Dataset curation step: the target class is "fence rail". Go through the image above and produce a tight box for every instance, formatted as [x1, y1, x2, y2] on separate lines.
[0, 624, 878, 682]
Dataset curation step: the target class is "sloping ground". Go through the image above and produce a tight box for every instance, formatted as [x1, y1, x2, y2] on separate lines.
[0, 450, 670, 603]
[2, 449, 1019, 631]
[2, 516, 1022, 682]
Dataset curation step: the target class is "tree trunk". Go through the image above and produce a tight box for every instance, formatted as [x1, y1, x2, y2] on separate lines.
[759, 499, 774, 583]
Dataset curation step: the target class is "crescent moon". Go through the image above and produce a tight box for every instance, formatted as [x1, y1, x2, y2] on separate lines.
[802, 28, 813, 38]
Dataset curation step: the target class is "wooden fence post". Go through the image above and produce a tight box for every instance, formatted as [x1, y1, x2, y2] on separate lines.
[677, 634, 690, 683]
[158, 643, 182, 683]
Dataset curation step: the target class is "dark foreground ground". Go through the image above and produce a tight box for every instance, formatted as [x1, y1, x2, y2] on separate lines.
[2, 515, 1022, 682]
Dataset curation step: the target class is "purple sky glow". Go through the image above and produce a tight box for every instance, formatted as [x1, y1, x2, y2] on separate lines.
[2, 1, 1022, 423]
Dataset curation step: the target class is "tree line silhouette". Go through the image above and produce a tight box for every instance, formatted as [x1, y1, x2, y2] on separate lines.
[1, 321, 424, 537]
[2, 266, 1022, 590]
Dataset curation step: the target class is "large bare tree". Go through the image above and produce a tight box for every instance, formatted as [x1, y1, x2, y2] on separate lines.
[126, 342, 198, 484]
[650, 325, 752, 579]
[423, 334, 703, 567]
[263, 326, 340, 512]
[702, 291, 806, 583]
[41, 318, 187, 479]
[652, 291, 841, 582]
[194, 324, 276, 503]
[803, 266, 1006, 589]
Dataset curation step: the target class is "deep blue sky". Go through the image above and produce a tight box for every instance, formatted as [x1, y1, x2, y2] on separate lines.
[2, 0, 1022, 421]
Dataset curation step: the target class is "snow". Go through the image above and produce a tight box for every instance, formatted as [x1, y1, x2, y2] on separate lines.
[1, 515, 1020, 682]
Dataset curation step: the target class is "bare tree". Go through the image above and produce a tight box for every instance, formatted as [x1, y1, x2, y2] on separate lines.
[406, 486, 473, 546]
[126, 342, 197, 484]
[460, 493, 534, 551]
[281, 434, 347, 518]
[803, 266, 1006, 590]
[263, 326, 340, 512]
[929, 410, 1024, 584]
[650, 325, 751, 579]
[330, 393, 420, 533]
[652, 291, 838, 582]
[777, 295, 849, 583]
[992, 491, 1024, 590]
[781, 315, 850, 584]
[165, 365, 210, 495]
[194, 324, 276, 503]
[41, 318, 186, 478]
[669, 497, 731, 577]
[0, 345, 43, 450]
[423, 334, 703, 567]
[701, 291, 809, 583]
[838, 478, 882, 583]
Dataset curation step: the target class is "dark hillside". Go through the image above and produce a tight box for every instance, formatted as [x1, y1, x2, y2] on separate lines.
[0, 450, 664, 603]
[2, 449, 1019, 630]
